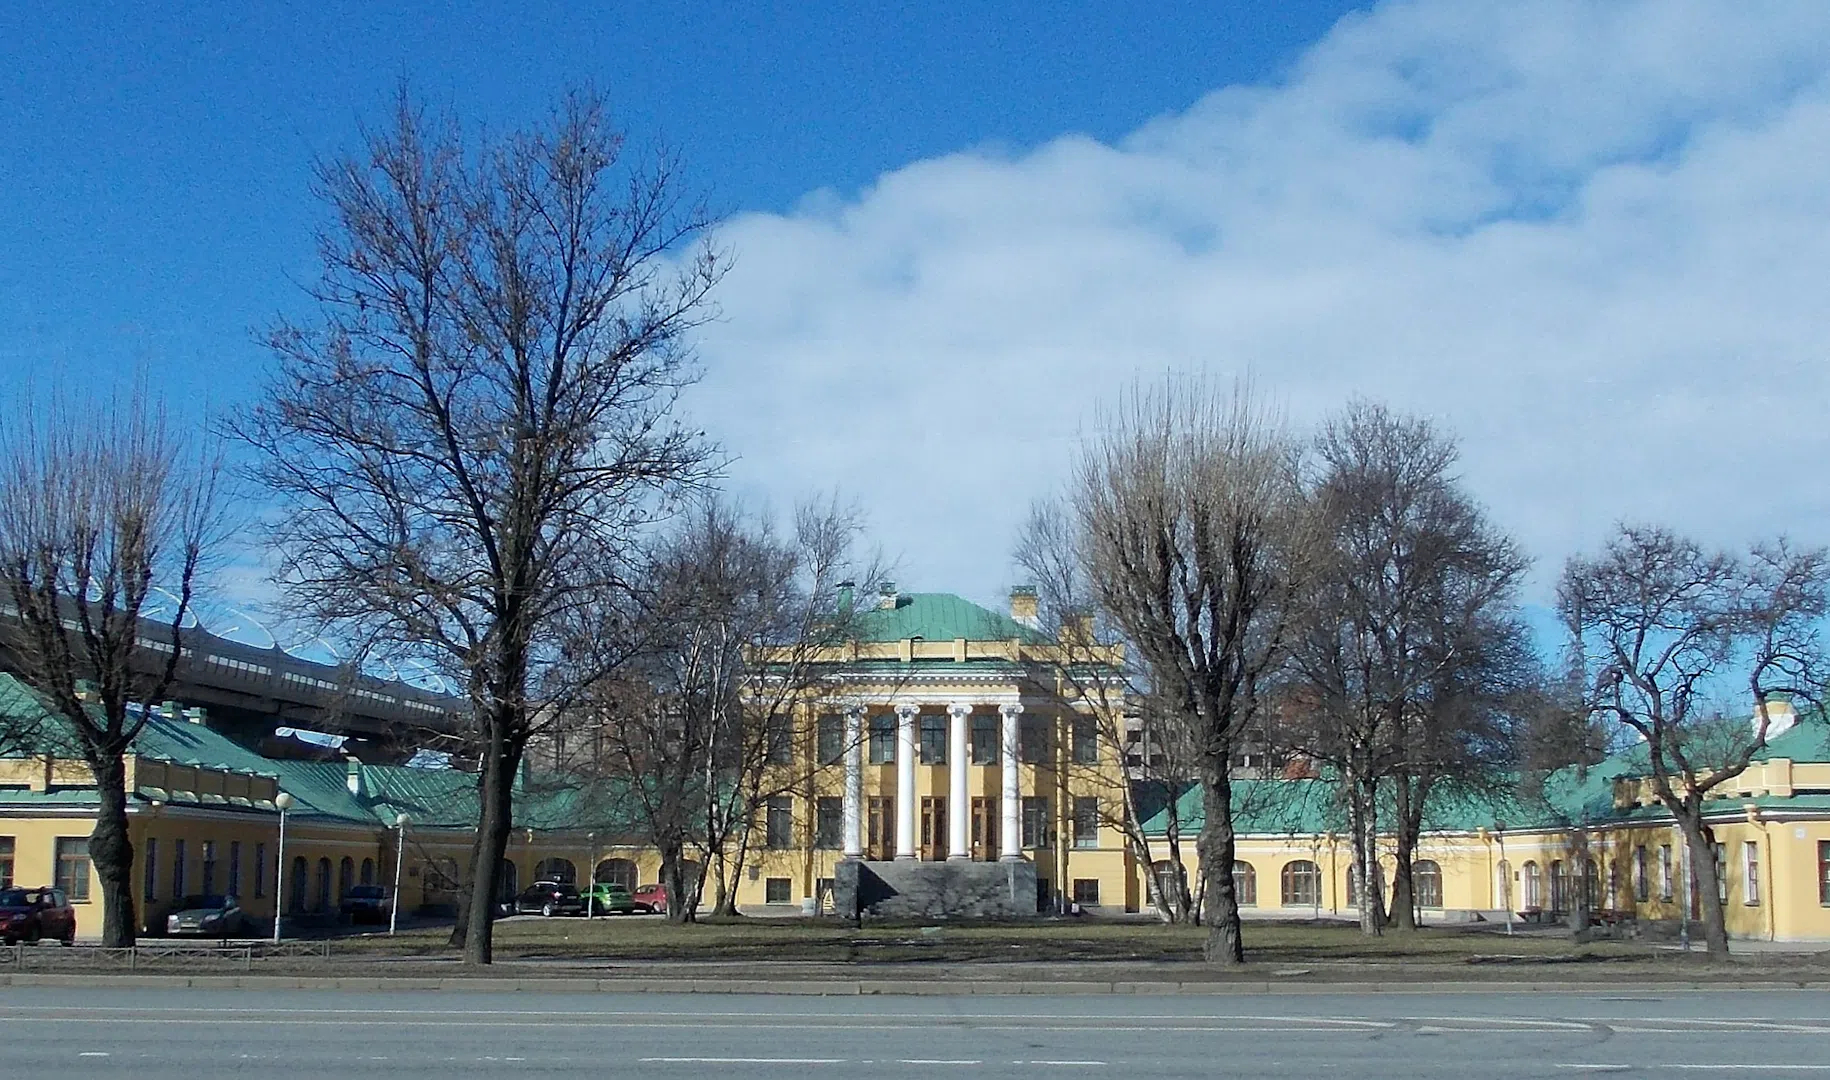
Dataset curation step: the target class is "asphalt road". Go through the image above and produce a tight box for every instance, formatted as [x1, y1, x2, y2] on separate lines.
[1, 987, 1827, 1078]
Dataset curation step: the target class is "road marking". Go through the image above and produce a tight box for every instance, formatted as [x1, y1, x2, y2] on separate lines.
[640, 1057, 846, 1065]
[1558, 1067, 1830, 1073]
[1028, 1061, 1106, 1067]
[898, 1060, 982, 1065]
[77, 1052, 108, 1057]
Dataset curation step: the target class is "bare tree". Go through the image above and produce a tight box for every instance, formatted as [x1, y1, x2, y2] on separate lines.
[587, 496, 882, 922]
[0, 385, 222, 945]
[1066, 377, 1308, 964]
[1283, 403, 1531, 933]
[1015, 498, 1199, 923]
[1560, 525, 1827, 960]
[235, 88, 721, 963]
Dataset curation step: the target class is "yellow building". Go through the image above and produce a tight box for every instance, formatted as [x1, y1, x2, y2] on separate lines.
[1141, 706, 1830, 941]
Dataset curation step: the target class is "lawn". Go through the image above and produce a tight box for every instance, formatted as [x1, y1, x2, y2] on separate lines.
[337, 914, 1654, 966]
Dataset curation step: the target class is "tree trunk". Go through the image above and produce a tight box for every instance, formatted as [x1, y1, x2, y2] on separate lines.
[1388, 778, 1418, 932]
[1679, 817, 1730, 961]
[454, 728, 518, 964]
[1346, 771, 1385, 935]
[87, 751, 138, 946]
[1199, 773, 1244, 964]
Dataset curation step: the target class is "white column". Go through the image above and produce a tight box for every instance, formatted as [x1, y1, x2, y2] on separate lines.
[842, 708, 863, 858]
[999, 703, 1023, 861]
[947, 703, 971, 860]
[895, 704, 918, 860]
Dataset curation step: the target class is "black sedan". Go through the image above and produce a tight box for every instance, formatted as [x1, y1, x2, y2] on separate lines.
[511, 881, 585, 917]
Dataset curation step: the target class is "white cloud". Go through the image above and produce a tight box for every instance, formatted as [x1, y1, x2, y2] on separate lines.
[689, 0, 1830, 608]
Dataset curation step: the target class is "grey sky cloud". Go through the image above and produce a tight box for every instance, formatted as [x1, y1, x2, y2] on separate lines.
[688, 0, 1830, 610]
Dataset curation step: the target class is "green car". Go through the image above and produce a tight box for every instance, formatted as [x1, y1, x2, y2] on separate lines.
[582, 882, 641, 916]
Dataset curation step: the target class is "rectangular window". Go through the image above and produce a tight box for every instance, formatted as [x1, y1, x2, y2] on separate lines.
[173, 839, 186, 900]
[817, 714, 844, 766]
[254, 843, 267, 899]
[765, 714, 793, 765]
[228, 841, 242, 898]
[1633, 845, 1648, 903]
[143, 837, 158, 902]
[919, 714, 947, 765]
[764, 877, 792, 905]
[201, 840, 218, 896]
[869, 715, 896, 764]
[1072, 878, 1101, 906]
[55, 837, 91, 901]
[1019, 716, 1050, 764]
[1715, 842, 1728, 903]
[1021, 796, 1051, 849]
[1820, 841, 1830, 906]
[765, 796, 794, 850]
[0, 836, 14, 888]
[1072, 796, 1099, 849]
[814, 796, 843, 850]
[970, 713, 999, 765]
[1743, 841, 1760, 906]
[1658, 844, 1673, 902]
[1072, 715, 1098, 765]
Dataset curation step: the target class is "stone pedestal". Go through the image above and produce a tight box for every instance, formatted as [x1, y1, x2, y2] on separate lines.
[833, 858, 1038, 921]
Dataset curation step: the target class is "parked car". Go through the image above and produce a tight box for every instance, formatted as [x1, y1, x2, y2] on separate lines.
[165, 895, 247, 938]
[339, 884, 391, 924]
[512, 881, 584, 917]
[631, 883, 670, 915]
[582, 882, 640, 916]
[0, 886, 75, 945]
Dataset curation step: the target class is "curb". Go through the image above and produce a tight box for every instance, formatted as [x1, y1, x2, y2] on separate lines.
[3, 973, 1828, 995]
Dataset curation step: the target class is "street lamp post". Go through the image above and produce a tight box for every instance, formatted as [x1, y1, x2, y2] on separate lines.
[272, 792, 294, 944]
[390, 813, 410, 936]
[586, 833, 597, 920]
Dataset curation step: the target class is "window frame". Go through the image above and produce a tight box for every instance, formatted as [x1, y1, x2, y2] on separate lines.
[1633, 845, 1649, 903]
[765, 796, 794, 850]
[1071, 714, 1098, 765]
[142, 837, 158, 902]
[970, 713, 999, 765]
[868, 715, 897, 764]
[814, 796, 843, 850]
[1232, 860, 1257, 907]
[1280, 860, 1320, 907]
[1413, 859, 1443, 909]
[1743, 841, 1760, 907]
[764, 877, 792, 905]
[816, 714, 844, 766]
[919, 713, 948, 765]
[55, 836, 91, 902]
[1071, 796, 1099, 849]
[0, 836, 12, 889]
[1071, 878, 1100, 906]
[1020, 796, 1051, 849]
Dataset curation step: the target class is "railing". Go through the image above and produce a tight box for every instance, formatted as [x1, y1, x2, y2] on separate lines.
[0, 940, 331, 970]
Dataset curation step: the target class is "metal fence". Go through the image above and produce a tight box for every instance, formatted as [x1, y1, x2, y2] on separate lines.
[0, 940, 331, 970]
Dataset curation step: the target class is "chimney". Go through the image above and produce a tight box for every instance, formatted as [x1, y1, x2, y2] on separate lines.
[1058, 609, 1095, 645]
[345, 756, 365, 798]
[182, 707, 207, 725]
[836, 580, 855, 617]
[1758, 697, 1798, 738]
[1009, 585, 1039, 629]
[878, 581, 899, 610]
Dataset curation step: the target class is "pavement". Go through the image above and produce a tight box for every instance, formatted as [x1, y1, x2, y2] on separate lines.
[1, 986, 1828, 1077]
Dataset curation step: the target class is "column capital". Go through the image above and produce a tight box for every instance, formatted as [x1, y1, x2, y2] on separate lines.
[999, 702, 1025, 717]
[895, 702, 921, 719]
[947, 701, 974, 718]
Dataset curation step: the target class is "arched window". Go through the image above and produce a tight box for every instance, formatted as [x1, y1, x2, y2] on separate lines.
[1583, 857, 1600, 909]
[596, 858, 638, 891]
[360, 858, 375, 886]
[1232, 861, 1257, 907]
[1413, 860, 1443, 909]
[1152, 860, 1188, 907]
[534, 857, 577, 885]
[425, 858, 461, 894]
[1281, 860, 1321, 907]
[288, 855, 308, 913]
[1522, 861, 1542, 910]
[497, 859, 519, 902]
[338, 857, 355, 900]
[1550, 859, 1569, 912]
[315, 857, 332, 911]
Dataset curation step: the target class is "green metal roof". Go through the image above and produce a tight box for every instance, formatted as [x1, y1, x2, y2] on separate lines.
[850, 592, 1048, 645]
[0, 674, 637, 836]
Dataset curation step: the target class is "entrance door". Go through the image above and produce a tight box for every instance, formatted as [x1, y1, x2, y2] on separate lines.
[866, 797, 896, 861]
[971, 796, 998, 861]
[920, 797, 948, 862]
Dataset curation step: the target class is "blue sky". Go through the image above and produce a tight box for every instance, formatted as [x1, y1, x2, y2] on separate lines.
[7, 1, 1830, 636]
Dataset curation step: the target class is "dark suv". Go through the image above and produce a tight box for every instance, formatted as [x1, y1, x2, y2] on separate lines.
[0, 886, 76, 945]
[512, 881, 584, 917]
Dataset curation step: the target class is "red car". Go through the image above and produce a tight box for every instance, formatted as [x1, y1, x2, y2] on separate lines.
[0, 886, 76, 945]
[631, 884, 669, 915]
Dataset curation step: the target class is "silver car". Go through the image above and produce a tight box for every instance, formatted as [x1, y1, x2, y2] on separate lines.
[165, 895, 247, 938]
